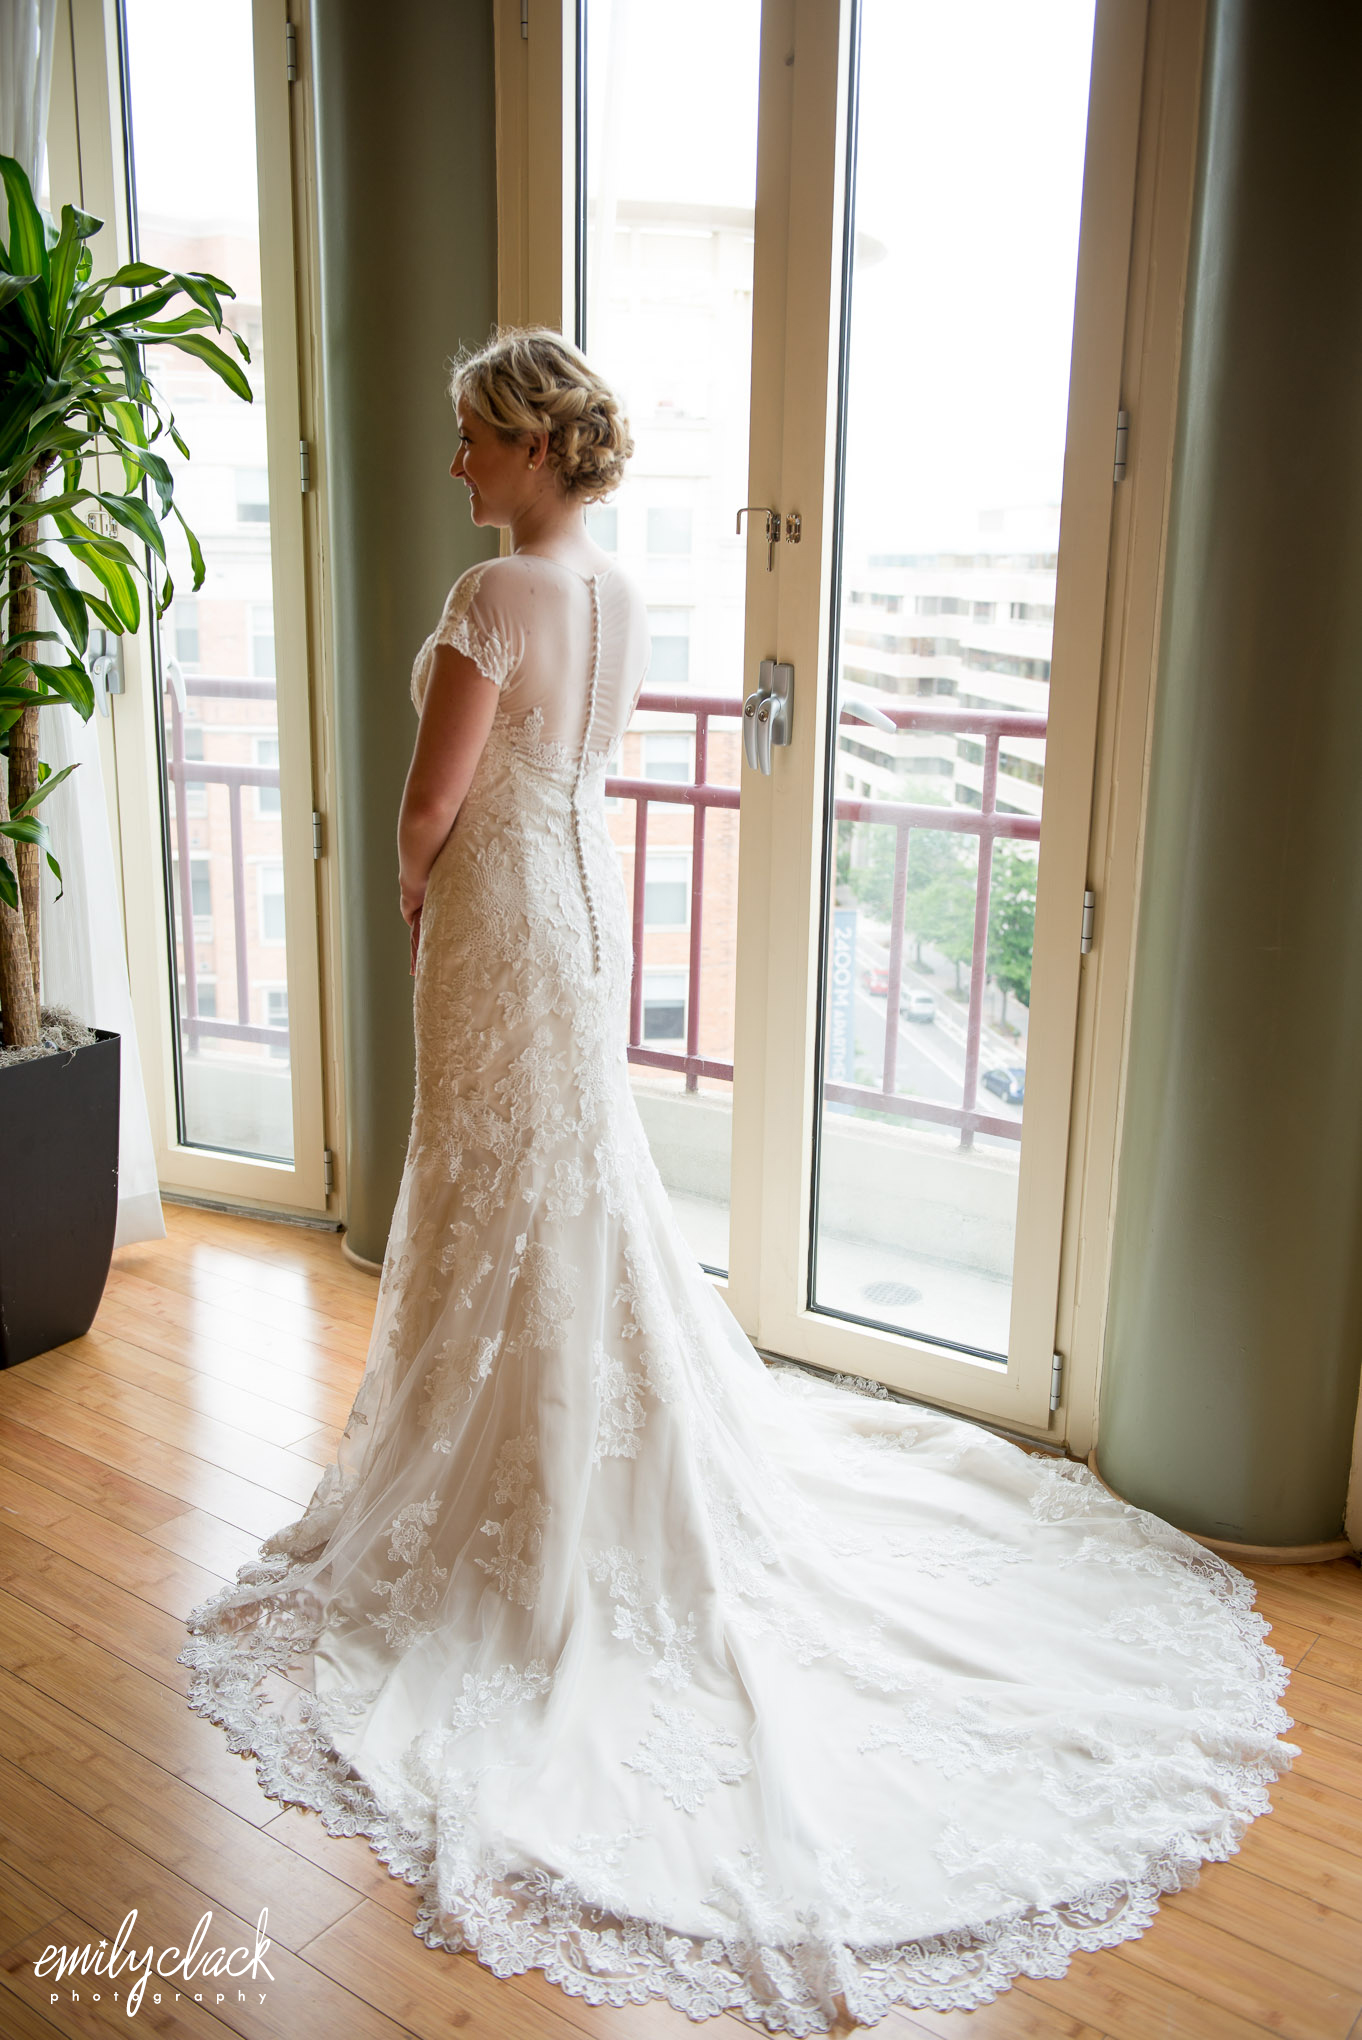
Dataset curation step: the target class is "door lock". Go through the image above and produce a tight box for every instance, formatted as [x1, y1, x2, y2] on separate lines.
[743, 659, 794, 774]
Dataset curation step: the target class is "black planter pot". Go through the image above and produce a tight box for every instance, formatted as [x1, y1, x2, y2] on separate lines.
[0, 1028, 120, 1368]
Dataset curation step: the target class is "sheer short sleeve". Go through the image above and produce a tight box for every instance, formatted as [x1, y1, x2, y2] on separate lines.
[411, 563, 525, 711]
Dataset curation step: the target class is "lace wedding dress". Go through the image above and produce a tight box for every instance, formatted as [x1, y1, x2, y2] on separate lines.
[179, 555, 1296, 2035]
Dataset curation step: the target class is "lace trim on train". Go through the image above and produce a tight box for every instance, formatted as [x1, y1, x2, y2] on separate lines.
[178, 1497, 1296, 2037]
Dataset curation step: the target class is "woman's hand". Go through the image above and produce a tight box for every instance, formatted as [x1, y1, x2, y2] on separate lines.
[400, 881, 424, 976]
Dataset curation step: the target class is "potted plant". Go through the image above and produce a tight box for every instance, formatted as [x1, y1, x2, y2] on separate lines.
[0, 154, 251, 1366]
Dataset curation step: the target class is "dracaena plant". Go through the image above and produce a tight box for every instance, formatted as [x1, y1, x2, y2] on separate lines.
[0, 151, 252, 1049]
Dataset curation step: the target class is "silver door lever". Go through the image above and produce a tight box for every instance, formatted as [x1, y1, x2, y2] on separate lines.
[743, 660, 794, 773]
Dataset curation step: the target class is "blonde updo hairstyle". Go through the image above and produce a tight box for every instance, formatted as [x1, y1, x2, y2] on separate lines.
[449, 327, 633, 503]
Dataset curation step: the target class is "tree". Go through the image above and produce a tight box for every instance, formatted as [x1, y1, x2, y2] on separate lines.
[987, 841, 1038, 1024]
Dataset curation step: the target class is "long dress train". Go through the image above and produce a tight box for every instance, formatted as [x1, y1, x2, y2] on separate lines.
[178, 553, 1296, 2035]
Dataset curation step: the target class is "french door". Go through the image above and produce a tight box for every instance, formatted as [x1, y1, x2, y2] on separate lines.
[49, 0, 329, 1216]
[561, 0, 1147, 1429]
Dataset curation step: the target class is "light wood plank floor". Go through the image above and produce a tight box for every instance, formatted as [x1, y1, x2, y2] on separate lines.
[1, 1202, 1358, 2040]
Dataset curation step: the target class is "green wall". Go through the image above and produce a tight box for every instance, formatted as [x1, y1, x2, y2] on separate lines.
[311, 0, 498, 1264]
[1098, 0, 1362, 1544]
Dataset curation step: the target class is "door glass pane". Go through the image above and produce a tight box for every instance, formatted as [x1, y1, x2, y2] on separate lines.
[582, 0, 760, 1274]
[121, 0, 294, 1162]
[811, 0, 1097, 1357]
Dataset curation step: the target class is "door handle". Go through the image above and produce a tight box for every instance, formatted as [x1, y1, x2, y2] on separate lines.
[840, 694, 896, 733]
[743, 659, 793, 774]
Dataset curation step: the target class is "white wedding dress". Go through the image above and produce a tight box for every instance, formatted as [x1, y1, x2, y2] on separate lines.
[180, 554, 1296, 2035]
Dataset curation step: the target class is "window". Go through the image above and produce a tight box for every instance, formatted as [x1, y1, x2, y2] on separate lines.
[174, 600, 200, 665]
[586, 505, 618, 549]
[264, 986, 289, 1059]
[235, 466, 269, 523]
[647, 608, 691, 688]
[189, 856, 212, 921]
[646, 507, 692, 556]
[255, 736, 280, 817]
[643, 733, 692, 784]
[643, 850, 689, 927]
[250, 605, 275, 678]
[259, 863, 286, 945]
[1010, 600, 1055, 623]
[182, 724, 207, 817]
[194, 977, 217, 1018]
[642, 970, 687, 1042]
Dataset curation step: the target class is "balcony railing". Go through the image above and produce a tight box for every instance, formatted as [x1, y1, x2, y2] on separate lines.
[608, 691, 1046, 1147]
[165, 674, 287, 1055]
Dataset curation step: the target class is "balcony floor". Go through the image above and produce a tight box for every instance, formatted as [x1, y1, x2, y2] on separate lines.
[0, 1203, 1357, 2040]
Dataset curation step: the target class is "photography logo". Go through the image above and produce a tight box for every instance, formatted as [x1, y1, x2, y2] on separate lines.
[34, 1907, 274, 2017]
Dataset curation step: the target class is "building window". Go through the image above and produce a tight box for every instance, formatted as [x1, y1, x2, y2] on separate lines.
[646, 507, 692, 556]
[250, 605, 275, 678]
[173, 600, 199, 666]
[643, 732, 692, 783]
[182, 724, 207, 817]
[236, 466, 269, 523]
[264, 985, 289, 1057]
[644, 850, 689, 927]
[259, 862, 286, 945]
[1009, 600, 1055, 623]
[586, 505, 618, 549]
[647, 607, 691, 688]
[189, 855, 212, 921]
[194, 977, 217, 1018]
[642, 970, 687, 1042]
[255, 736, 281, 816]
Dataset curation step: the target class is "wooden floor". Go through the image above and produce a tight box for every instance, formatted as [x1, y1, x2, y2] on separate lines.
[1, 1203, 1360, 2040]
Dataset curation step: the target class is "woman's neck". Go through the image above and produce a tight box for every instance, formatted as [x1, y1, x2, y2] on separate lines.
[508, 491, 587, 557]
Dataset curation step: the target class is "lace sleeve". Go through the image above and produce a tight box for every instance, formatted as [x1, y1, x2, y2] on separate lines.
[433, 566, 523, 687]
[412, 565, 524, 712]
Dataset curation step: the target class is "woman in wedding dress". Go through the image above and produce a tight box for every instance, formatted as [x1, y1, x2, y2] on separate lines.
[180, 328, 1296, 2036]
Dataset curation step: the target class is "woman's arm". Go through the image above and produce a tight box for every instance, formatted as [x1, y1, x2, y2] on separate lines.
[398, 644, 501, 944]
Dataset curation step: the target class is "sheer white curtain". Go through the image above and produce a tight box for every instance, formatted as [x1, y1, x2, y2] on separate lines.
[3, 0, 165, 1247]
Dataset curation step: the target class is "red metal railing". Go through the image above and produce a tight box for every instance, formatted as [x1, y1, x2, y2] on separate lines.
[609, 691, 1046, 1147]
[165, 674, 287, 1054]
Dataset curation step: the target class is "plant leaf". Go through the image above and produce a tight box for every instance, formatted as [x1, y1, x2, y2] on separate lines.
[13, 762, 78, 818]
[31, 660, 95, 719]
[173, 504, 206, 590]
[96, 490, 167, 563]
[0, 268, 38, 311]
[0, 155, 48, 284]
[152, 331, 253, 402]
[23, 554, 89, 655]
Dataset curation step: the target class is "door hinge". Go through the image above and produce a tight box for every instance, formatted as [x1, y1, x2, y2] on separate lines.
[285, 19, 298, 80]
[1050, 1351, 1064, 1413]
[323, 1148, 335, 1196]
[1113, 407, 1130, 482]
[299, 439, 311, 492]
[520, 0, 529, 37]
[312, 809, 323, 859]
[1080, 886, 1096, 954]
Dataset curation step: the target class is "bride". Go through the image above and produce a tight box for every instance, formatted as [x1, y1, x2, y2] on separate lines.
[180, 327, 1296, 2035]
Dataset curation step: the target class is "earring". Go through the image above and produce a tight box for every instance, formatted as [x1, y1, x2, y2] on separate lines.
[528, 454, 536, 470]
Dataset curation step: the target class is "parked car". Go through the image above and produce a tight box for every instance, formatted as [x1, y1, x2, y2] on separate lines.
[900, 989, 936, 1023]
[862, 966, 890, 996]
[982, 1064, 1026, 1105]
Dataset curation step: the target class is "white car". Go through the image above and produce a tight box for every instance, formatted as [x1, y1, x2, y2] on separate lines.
[900, 990, 936, 1023]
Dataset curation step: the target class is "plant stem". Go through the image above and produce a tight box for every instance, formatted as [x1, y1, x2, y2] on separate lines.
[0, 762, 39, 1045]
[7, 461, 51, 1015]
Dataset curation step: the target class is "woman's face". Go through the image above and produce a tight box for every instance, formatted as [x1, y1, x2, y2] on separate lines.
[451, 400, 536, 525]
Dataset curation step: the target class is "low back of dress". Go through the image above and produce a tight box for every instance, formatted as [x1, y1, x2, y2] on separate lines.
[411, 553, 651, 767]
